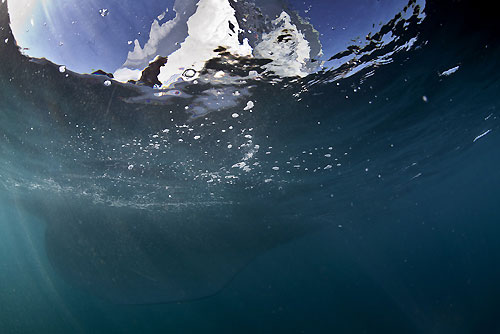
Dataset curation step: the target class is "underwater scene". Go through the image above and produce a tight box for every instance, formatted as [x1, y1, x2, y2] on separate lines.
[1, 0, 499, 333]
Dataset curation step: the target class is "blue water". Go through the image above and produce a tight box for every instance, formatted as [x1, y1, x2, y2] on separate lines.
[1, 0, 500, 333]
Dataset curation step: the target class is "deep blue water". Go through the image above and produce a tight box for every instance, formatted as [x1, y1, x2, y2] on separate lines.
[1, 0, 500, 333]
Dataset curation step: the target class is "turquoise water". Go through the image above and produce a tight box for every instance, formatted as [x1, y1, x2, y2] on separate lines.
[1, 0, 500, 333]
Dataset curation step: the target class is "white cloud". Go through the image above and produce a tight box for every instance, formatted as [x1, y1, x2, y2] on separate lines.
[122, 14, 181, 70]
[115, 0, 253, 85]
[114, 0, 315, 84]
[254, 12, 311, 78]
[113, 67, 142, 82]
[157, 0, 252, 86]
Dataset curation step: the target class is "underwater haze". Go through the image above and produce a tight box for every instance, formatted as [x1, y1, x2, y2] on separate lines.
[1, 0, 500, 333]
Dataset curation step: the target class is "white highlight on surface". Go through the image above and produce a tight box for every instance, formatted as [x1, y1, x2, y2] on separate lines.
[103, 80, 112, 87]
[439, 65, 460, 77]
[473, 129, 491, 142]
[59, 65, 66, 73]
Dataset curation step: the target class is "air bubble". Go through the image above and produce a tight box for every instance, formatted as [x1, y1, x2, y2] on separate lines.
[243, 101, 254, 111]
